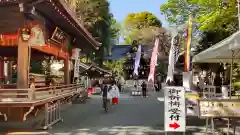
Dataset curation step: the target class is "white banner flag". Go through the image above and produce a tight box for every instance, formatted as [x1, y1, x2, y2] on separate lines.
[133, 45, 141, 75]
[166, 35, 180, 83]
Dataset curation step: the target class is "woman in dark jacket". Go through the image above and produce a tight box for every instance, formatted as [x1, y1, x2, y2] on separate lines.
[102, 85, 109, 112]
[141, 81, 147, 97]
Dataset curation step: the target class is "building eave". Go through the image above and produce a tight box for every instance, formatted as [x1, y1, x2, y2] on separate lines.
[56, 0, 101, 49]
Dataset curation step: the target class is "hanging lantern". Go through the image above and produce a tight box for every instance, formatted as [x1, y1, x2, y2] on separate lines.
[20, 26, 31, 41]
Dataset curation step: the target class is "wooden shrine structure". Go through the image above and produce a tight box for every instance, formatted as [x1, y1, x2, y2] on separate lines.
[104, 45, 151, 79]
[80, 64, 112, 78]
[0, 0, 101, 129]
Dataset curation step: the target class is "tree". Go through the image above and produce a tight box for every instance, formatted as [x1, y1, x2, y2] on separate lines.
[161, 0, 239, 90]
[160, 0, 238, 36]
[109, 16, 121, 42]
[103, 58, 126, 76]
[161, 0, 238, 64]
[123, 12, 163, 45]
[75, 0, 120, 66]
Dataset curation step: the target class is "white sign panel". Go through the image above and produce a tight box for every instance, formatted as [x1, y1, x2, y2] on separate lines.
[74, 59, 80, 77]
[182, 72, 192, 91]
[29, 26, 45, 46]
[73, 48, 81, 77]
[72, 48, 81, 59]
[164, 86, 186, 132]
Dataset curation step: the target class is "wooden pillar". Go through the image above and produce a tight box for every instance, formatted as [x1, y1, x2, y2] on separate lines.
[64, 58, 70, 85]
[7, 61, 13, 83]
[0, 58, 4, 87]
[17, 38, 29, 88]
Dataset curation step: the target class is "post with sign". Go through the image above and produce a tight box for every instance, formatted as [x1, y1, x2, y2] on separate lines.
[164, 86, 186, 134]
[28, 26, 45, 85]
[72, 48, 81, 82]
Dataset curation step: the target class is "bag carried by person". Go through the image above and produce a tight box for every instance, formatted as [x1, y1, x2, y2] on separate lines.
[112, 97, 118, 104]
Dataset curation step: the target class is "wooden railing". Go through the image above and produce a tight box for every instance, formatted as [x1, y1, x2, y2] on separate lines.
[0, 84, 84, 102]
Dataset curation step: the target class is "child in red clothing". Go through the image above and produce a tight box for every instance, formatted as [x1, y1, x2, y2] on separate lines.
[110, 81, 120, 105]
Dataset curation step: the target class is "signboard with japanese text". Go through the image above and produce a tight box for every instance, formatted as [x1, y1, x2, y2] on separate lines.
[203, 86, 216, 98]
[199, 99, 240, 118]
[185, 91, 199, 116]
[164, 86, 186, 132]
[51, 27, 67, 44]
[29, 26, 45, 46]
[73, 48, 81, 77]
[74, 59, 81, 78]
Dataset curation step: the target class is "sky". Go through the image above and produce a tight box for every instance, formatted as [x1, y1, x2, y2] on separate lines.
[108, 0, 168, 27]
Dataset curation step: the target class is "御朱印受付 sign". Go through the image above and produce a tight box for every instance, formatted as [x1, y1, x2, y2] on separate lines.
[164, 86, 186, 132]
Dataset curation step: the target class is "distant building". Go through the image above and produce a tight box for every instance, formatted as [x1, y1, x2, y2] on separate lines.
[104, 45, 154, 79]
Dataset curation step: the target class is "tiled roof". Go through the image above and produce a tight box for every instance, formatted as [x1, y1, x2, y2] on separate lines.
[104, 45, 152, 60]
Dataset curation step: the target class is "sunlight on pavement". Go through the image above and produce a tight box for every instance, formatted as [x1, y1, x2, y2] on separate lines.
[7, 132, 50, 135]
[52, 126, 165, 135]
[98, 126, 164, 134]
[52, 133, 71, 135]
[157, 97, 164, 102]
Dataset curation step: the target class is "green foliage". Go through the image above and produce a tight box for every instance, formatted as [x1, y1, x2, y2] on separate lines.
[233, 82, 240, 87]
[109, 16, 121, 41]
[160, 0, 189, 25]
[76, 0, 120, 65]
[161, 0, 240, 92]
[160, 0, 238, 33]
[76, 0, 110, 31]
[124, 12, 162, 29]
[123, 12, 163, 45]
[103, 59, 126, 76]
[80, 57, 88, 63]
[161, 0, 238, 56]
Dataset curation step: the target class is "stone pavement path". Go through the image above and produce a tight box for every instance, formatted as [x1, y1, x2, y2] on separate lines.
[5, 91, 238, 135]
[48, 92, 165, 135]
[47, 92, 208, 135]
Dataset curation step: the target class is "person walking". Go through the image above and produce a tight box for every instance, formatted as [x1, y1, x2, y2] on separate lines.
[102, 85, 110, 112]
[154, 83, 159, 92]
[118, 76, 125, 92]
[141, 81, 147, 97]
[111, 81, 120, 105]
